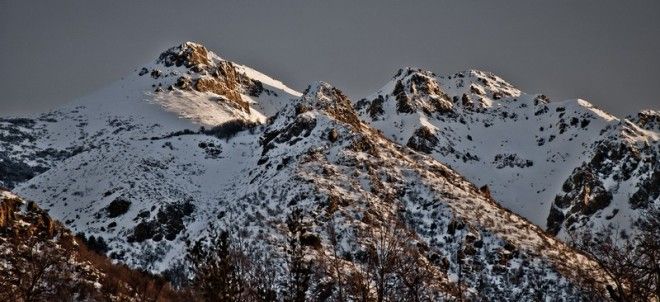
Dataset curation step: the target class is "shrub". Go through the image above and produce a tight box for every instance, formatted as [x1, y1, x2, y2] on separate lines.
[127, 200, 195, 243]
[300, 233, 322, 250]
[202, 119, 259, 140]
[106, 198, 131, 218]
[86, 236, 110, 254]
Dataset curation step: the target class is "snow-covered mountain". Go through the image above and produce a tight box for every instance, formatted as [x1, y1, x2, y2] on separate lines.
[354, 67, 658, 239]
[0, 42, 300, 189]
[1, 42, 653, 299]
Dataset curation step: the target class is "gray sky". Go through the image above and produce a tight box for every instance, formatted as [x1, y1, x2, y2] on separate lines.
[1, 0, 658, 116]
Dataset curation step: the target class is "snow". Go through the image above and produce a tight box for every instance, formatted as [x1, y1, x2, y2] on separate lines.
[234, 63, 302, 98]
[0, 43, 645, 297]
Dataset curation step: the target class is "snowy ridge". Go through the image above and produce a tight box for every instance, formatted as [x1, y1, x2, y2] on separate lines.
[355, 67, 658, 239]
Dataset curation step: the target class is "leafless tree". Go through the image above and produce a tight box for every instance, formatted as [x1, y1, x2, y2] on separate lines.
[284, 208, 313, 302]
[326, 219, 346, 301]
[0, 233, 80, 301]
[368, 222, 405, 302]
[187, 229, 245, 301]
[395, 241, 435, 302]
[569, 207, 659, 301]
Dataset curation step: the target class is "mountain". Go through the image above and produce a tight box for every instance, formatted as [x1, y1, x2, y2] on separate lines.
[1, 42, 653, 300]
[0, 42, 300, 190]
[354, 67, 658, 239]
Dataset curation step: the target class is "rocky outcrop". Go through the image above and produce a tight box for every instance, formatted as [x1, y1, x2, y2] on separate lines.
[629, 161, 660, 209]
[172, 61, 251, 113]
[392, 68, 453, 115]
[355, 95, 385, 120]
[548, 166, 613, 235]
[157, 42, 267, 113]
[128, 200, 195, 243]
[630, 109, 660, 131]
[547, 135, 658, 234]
[300, 82, 362, 128]
[492, 153, 534, 169]
[406, 126, 439, 154]
[158, 41, 213, 68]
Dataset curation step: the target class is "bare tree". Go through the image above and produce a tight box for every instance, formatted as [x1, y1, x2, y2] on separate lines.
[245, 252, 278, 302]
[284, 208, 312, 302]
[0, 232, 80, 301]
[187, 229, 244, 301]
[569, 208, 660, 301]
[326, 219, 346, 301]
[396, 241, 435, 302]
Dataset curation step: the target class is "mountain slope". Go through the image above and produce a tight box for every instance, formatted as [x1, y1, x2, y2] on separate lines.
[354, 68, 659, 238]
[0, 42, 300, 190]
[0, 189, 186, 301]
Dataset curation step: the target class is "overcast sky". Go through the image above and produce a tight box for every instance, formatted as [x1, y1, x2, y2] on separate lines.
[1, 0, 658, 116]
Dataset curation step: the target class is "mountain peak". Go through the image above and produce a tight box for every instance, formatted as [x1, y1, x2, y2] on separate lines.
[112, 42, 301, 127]
[298, 81, 361, 126]
[441, 69, 521, 99]
[392, 67, 436, 79]
[157, 41, 217, 69]
[301, 81, 349, 108]
[302, 81, 334, 96]
[446, 69, 508, 83]
[150, 42, 282, 119]
[365, 67, 453, 116]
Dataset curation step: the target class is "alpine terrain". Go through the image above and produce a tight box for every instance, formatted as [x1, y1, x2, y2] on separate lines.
[0, 42, 657, 301]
